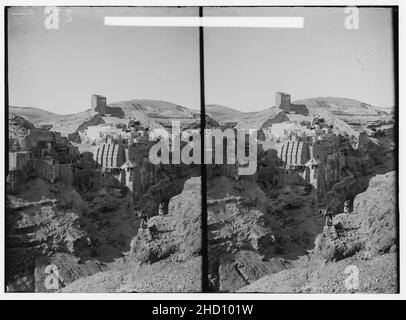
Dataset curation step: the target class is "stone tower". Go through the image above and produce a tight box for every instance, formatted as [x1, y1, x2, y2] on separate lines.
[275, 92, 291, 108]
[91, 95, 106, 115]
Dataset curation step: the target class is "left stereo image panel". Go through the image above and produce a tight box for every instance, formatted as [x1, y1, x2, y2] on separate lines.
[5, 6, 203, 293]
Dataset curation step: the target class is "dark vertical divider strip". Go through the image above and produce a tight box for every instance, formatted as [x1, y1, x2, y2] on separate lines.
[4, 6, 9, 293]
[199, 6, 209, 292]
[392, 6, 400, 293]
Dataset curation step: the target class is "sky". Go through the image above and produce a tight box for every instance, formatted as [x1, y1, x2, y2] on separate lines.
[8, 7, 395, 114]
[204, 7, 395, 111]
[8, 7, 200, 114]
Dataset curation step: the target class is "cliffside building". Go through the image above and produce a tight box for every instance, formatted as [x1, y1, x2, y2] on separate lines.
[270, 131, 343, 196]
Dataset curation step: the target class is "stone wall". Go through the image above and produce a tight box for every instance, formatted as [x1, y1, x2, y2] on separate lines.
[32, 159, 59, 183]
[24, 129, 55, 149]
[59, 164, 73, 186]
[9, 151, 31, 171]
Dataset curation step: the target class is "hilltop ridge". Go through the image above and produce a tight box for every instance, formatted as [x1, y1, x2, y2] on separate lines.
[10, 95, 392, 134]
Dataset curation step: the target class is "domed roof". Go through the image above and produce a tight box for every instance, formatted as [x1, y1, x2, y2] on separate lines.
[95, 142, 125, 168]
[278, 140, 310, 166]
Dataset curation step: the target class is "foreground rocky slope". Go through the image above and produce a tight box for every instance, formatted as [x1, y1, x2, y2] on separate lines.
[6, 178, 140, 291]
[130, 177, 201, 264]
[239, 252, 397, 293]
[60, 177, 202, 292]
[7, 176, 202, 292]
[314, 171, 396, 261]
[239, 171, 397, 293]
[207, 176, 287, 292]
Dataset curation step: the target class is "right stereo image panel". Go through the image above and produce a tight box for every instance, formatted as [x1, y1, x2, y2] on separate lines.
[203, 6, 398, 293]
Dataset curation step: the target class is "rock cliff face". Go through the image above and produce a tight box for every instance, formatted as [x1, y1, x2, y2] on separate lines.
[6, 179, 90, 291]
[130, 177, 201, 263]
[238, 171, 397, 293]
[5, 178, 140, 292]
[8, 114, 35, 147]
[314, 171, 397, 261]
[355, 171, 397, 255]
[207, 176, 285, 292]
[60, 177, 202, 293]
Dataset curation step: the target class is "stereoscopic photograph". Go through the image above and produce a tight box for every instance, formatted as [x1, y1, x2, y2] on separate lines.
[5, 5, 398, 294]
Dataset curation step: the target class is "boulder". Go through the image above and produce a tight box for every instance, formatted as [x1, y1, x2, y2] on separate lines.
[130, 177, 201, 263]
[172, 177, 202, 258]
[314, 171, 396, 261]
[207, 176, 278, 291]
[355, 171, 397, 255]
[314, 225, 364, 261]
[218, 250, 287, 292]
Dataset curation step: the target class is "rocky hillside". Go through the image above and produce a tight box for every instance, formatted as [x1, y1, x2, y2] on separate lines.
[10, 99, 202, 136]
[130, 177, 201, 264]
[239, 252, 397, 293]
[6, 177, 140, 292]
[59, 177, 202, 293]
[8, 113, 35, 144]
[293, 97, 389, 116]
[239, 171, 397, 293]
[32, 110, 100, 136]
[354, 171, 397, 256]
[206, 104, 244, 122]
[315, 172, 397, 262]
[10, 96, 392, 137]
[206, 172, 337, 292]
[206, 96, 392, 133]
[9, 106, 57, 122]
[207, 176, 286, 292]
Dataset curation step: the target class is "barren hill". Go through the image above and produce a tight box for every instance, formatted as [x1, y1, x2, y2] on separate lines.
[10, 99, 202, 136]
[206, 104, 244, 122]
[108, 99, 200, 129]
[9, 106, 58, 122]
[204, 97, 394, 149]
[207, 96, 391, 129]
[293, 97, 389, 116]
[9, 96, 393, 138]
